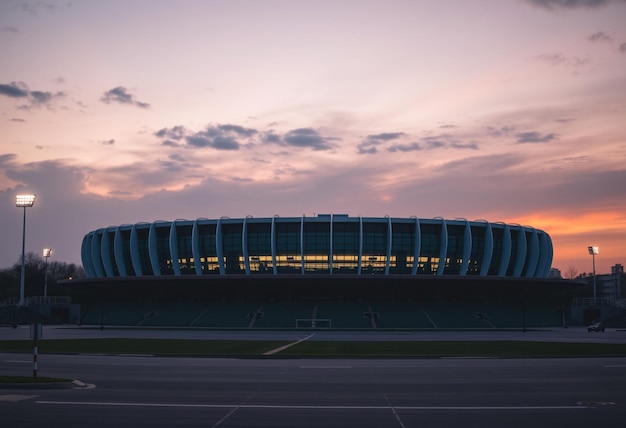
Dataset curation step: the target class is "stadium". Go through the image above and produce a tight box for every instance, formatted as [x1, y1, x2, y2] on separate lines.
[81, 215, 553, 279]
[58, 214, 584, 330]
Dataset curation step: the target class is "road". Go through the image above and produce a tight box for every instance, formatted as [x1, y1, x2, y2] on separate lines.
[1, 353, 625, 427]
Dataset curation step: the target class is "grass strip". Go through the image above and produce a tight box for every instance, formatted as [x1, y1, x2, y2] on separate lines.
[1, 339, 626, 358]
[0, 339, 288, 356]
[279, 340, 626, 357]
[0, 375, 71, 383]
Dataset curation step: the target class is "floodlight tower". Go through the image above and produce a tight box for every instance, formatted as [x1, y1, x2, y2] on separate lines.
[16, 194, 36, 306]
[588, 246, 599, 300]
[43, 248, 52, 298]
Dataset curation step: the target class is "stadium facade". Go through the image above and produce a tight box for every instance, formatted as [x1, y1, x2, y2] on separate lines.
[81, 215, 553, 280]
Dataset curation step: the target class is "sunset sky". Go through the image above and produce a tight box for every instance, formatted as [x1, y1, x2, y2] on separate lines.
[1, 0, 625, 276]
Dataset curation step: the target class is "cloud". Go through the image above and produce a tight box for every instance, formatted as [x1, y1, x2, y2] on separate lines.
[357, 131, 480, 154]
[515, 131, 559, 143]
[0, 81, 64, 109]
[532, 53, 589, 67]
[588, 31, 614, 43]
[2, 26, 19, 33]
[450, 141, 480, 150]
[100, 86, 150, 108]
[387, 142, 423, 152]
[100, 139, 115, 146]
[357, 132, 405, 154]
[0, 82, 30, 98]
[281, 128, 336, 151]
[10, 118, 26, 122]
[185, 124, 255, 151]
[523, 0, 625, 11]
[620, 42, 626, 53]
[155, 125, 187, 141]
[155, 123, 260, 151]
[155, 123, 336, 152]
[0, 153, 17, 165]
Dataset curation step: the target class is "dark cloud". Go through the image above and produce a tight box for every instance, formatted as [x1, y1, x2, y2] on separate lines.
[0, 82, 29, 98]
[356, 143, 379, 154]
[282, 128, 335, 150]
[0, 153, 17, 165]
[218, 124, 257, 137]
[387, 142, 422, 152]
[155, 125, 187, 140]
[358, 132, 479, 154]
[515, 131, 559, 143]
[262, 132, 282, 144]
[486, 125, 516, 137]
[450, 141, 479, 150]
[100, 86, 150, 108]
[620, 42, 626, 53]
[185, 129, 240, 150]
[588, 31, 614, 43]
[10, 118, 26, 122]
[357, 132, 405, 154]
[100, 139, 115, 146]
[367, 132, 406, 141]
[2, 26, 19, 33]
[155, 124, 259, 151]
[523, 0, 625, 11]
[155, 123, 335, 152]
[533, 53, 589, 67]
[422, 137, 447, 149]
[0, 81, 64, 109]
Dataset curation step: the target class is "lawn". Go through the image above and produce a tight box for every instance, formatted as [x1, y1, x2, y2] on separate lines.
[1, 338, 626, 358]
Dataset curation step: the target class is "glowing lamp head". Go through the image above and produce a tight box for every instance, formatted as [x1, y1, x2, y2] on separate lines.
[587, 246, 599, 255]
[43, 248, 52, 258]
[16, 194, 36, 207]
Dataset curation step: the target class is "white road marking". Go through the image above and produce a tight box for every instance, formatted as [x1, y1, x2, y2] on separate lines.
[0, 394, 38, 402]
[262, 333, 316, 355]
[36, 400, 588, 411]
[299, 365, 352, 369]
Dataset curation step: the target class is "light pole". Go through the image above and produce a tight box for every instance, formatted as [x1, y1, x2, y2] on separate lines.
[16, 194, 36, 306]
[43, 248, 52, 298]
[588, 246, 599, 300]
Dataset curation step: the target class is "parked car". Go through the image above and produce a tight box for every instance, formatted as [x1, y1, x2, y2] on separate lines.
[587, 322, 605, 332]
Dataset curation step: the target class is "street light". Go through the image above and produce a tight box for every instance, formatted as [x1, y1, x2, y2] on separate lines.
[16, 194, 36, 306]
[588, 246, 599, 300]
[43, 248, 52, 298]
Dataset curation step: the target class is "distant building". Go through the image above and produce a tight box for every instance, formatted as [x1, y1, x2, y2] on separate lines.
[549, 268, 562, 279]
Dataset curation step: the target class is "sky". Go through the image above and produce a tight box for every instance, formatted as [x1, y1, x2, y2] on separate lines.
[1, 0, 625, 276]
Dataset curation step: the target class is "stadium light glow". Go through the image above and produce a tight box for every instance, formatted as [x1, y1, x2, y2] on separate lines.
[16, 194, 36, 207]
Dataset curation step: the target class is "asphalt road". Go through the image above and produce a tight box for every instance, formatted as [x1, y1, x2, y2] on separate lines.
[1, 353, 625, 427]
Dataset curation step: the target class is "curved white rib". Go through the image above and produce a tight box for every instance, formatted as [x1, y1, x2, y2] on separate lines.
[170, 221, 181, 276]
[148, 222, 160, 276]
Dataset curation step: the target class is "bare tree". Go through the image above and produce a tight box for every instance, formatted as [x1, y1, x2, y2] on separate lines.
[566, 265, 578, 280]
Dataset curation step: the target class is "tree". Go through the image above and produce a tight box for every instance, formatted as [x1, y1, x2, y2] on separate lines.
[0, 252, 85, 299]
[566, 265, 578, 280]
